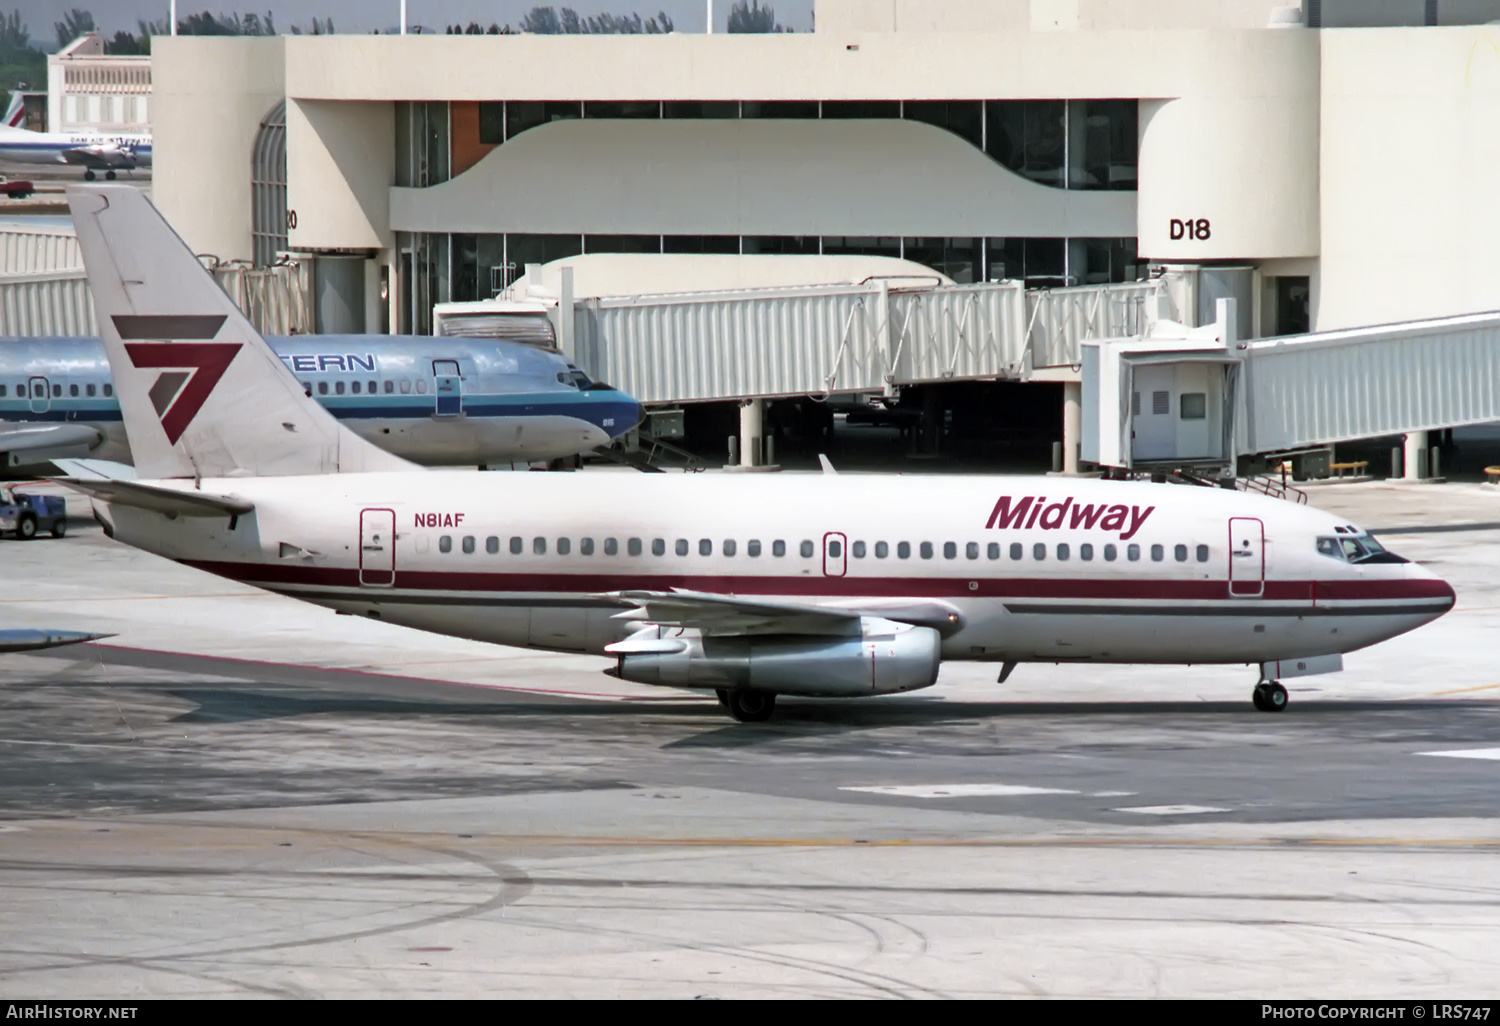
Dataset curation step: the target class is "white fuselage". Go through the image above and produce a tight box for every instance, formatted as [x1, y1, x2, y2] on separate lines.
[91, 473, 1454, 671]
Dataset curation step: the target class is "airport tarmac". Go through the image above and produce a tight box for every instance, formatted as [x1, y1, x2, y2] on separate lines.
[0, 478, 1498, 998]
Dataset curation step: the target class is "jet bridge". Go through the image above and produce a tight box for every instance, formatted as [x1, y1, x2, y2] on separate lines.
[1082, 301, 1500, 475]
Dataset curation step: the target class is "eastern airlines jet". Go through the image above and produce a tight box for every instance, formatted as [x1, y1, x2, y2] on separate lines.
[61, 186, 1455, 722]
[0, 334, 640, 470]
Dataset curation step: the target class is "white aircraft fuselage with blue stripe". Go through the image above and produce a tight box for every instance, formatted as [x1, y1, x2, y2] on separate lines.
[0, 335, 641, 468]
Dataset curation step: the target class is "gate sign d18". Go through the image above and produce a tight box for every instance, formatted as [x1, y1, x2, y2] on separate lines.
[1169, 218, 1211, 241]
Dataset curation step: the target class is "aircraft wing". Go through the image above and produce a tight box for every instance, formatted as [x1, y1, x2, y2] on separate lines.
[0, 629, 115, 653]
[598, 589, 964, 637]
[60, 478, 253, 518]
[0, 423, 102, 464]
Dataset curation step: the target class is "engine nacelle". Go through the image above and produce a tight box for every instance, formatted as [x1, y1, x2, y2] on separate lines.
[613, 617, 941, 697]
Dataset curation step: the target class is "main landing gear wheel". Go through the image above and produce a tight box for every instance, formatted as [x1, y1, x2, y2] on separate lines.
[1252, 681, 1288, 713]
[83, 169, 96, 181]
[725, 690, 776, 723]
[715, 689, 729, 707]
[105, 170, 117, 181]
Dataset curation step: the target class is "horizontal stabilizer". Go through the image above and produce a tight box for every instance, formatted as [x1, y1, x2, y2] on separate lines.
[0, 629, 115, 653]
[61, 477, 253, 518]
[0, 424, 102, 467]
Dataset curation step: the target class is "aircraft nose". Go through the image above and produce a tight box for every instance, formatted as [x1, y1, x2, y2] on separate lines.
[1412, 563, 1457, 612]
[594, 393, 643, 438]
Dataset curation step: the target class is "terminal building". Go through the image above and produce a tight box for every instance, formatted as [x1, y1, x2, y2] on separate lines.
[143, 0, 1500, 465]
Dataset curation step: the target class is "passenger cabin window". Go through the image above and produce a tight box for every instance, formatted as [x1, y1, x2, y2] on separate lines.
[486, 536, 499, 554]
[0, 385, 6, 396]
[943, 542, 957, 559]
[415, 379, 428, 394]
[699, 539, 712, 556]
[318, 382, 329, 395]
[69, 384, 78, 397]
[350, 381, 361, 395]
[897, 542, 910, 559]
[335, 381, 345, 395]
[400, 380, 412, 394]
[534, 537, 547, 555]
[773, 540, 787, 557]
[439, 535, 452, 553]
[652, 539, 666, 556]
[628, 538, 642, 556]
[747, 540, 761, 557]
[920, 542, 934, 559]
[1174, 544, 1188, 562]
[557, 538, 571, 555]
[1127, 544, 1140, 561]
[1104, 544, 1117, 561]
[1196, 544, 1210, 562]
[724, 539, 737, 557]
[580, 538, 594, 555]
[510, 536, 523, 554]
[1151, 544, 1165, 562]
[828, 540, 842, 558]
[605, 538, 619, 555]
[1010, 543, 1023, 560]
[86, 384, 95, 397]
[369, 380, 378, 394]
[851, 541, 864, 558]
[676, 539, 689, 556]
[987, 542, 1000, 560]
[384, 381, 395, 394]
[801, 540, 815, 558]
[966, 542, 979, 560]
[1057, 543, 1070, 561]
[1033, 543, 1046, 561]
[462, 536, 475, 554]
[1080, 543, 1094, 561]
[51, 384, 60, 397]
[875, 541, 888, 558]
[103, 384, 112, 397]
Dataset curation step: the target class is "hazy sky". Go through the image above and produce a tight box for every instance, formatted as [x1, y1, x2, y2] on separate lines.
[10, 0, 814, 40]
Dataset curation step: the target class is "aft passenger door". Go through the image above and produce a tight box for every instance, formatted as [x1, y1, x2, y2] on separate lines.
[27, 377, 49, 413]
[823, 532, 847, 578]
[1228, 517, 1265, 597]
[432, 360, 462, 417]
[359, 508, 396, 587]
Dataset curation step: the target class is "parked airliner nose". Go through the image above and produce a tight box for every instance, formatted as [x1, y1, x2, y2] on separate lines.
[589, 392, 644, 440]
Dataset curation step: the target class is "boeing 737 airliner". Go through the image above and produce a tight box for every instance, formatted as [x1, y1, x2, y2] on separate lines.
[0, 334, 641, 470]
[60, 186, 1455, 721]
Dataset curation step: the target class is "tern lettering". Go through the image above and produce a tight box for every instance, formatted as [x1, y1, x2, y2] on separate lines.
[985, 496, 1155, 540]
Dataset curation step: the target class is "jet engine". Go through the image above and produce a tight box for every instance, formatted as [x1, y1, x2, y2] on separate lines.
[610, 617, 941, 697]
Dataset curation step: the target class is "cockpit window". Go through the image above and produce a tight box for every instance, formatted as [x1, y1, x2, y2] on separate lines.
[1317, 533, 1406, 564]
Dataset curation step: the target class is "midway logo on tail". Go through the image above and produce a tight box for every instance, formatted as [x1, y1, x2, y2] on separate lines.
[986, 495, 1155, 540]
[113, 314, 238, 445]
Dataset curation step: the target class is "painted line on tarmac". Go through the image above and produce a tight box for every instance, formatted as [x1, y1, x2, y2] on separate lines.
[1113, 804, 1232, 816]
[1427, 682, 1500, 697]
[841, 784, 1078, 798]
[1415, 747, 1500, 761]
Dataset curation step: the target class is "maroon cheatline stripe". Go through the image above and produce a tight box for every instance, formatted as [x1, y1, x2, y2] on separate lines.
[177, 559, 1454, 604]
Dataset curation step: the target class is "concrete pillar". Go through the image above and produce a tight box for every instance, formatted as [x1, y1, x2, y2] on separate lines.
[740, 398, 764, 468]
[557, 266, 574, 359]
[1062, 380, 1082, 474]
[1404, 431, 1428, 481]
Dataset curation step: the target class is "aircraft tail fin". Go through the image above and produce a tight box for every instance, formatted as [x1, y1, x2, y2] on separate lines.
[2, 92, 24, 129]
[67, 185, 415, 479]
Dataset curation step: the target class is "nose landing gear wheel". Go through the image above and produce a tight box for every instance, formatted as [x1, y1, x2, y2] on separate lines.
[1252, 682, 1288, 712]
[725, 690, 776, 723]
